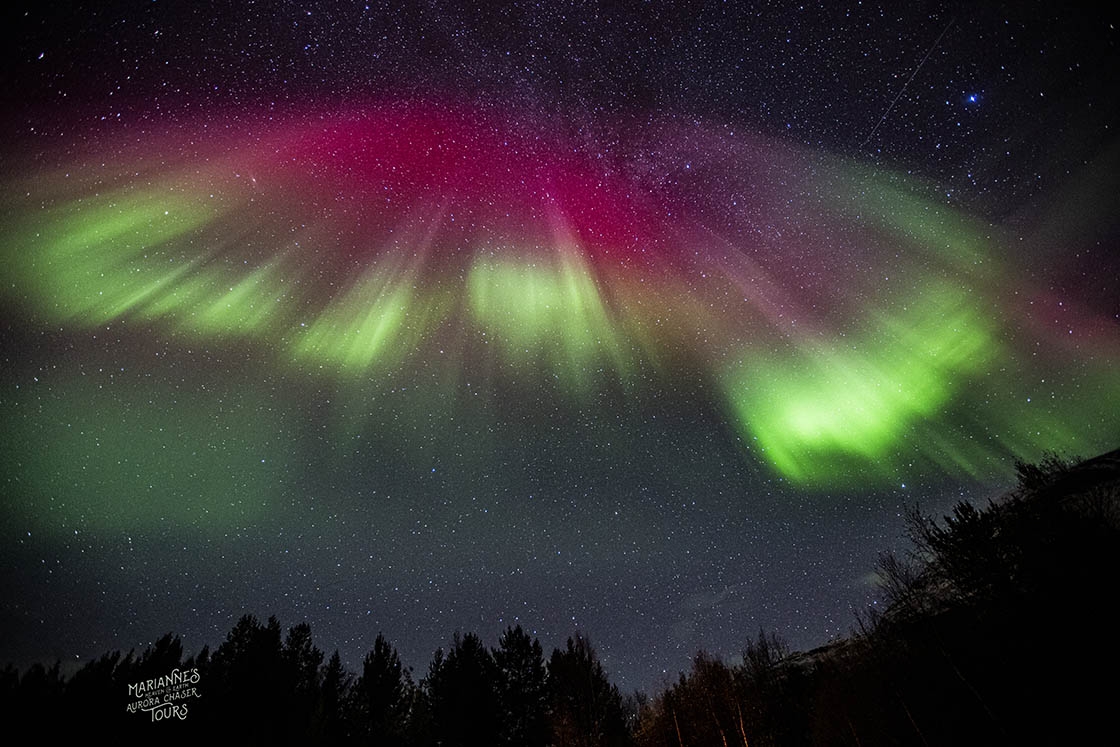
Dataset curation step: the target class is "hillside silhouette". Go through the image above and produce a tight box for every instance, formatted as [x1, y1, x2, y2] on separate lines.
[634, 449, 1120, 746]
[3, 448, 1117, 745]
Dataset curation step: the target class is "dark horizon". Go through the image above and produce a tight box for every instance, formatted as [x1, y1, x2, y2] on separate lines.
[6, 447, 1118, 746]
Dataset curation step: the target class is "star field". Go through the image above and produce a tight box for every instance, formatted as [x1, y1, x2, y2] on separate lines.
[1, 1, 1117, 693]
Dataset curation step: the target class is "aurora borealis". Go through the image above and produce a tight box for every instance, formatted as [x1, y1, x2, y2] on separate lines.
[2, 1, 1118, 693]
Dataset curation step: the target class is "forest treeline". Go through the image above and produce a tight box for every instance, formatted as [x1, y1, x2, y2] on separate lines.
[3, 449, 1117, 745]
[1, 614, 633, 746]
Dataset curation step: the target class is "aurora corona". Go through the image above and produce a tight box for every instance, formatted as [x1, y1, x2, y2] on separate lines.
[2, 101, 1116, 486]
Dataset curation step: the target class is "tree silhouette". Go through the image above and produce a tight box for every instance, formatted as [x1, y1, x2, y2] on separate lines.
[317, 650, 353, 744]
[14, 661, 64, 734]
[423, 632, 502, 747]
[354, 633, 411, 746]
[282, 622, 324, 740]
[207, 614, 287, 743]
[547, 634, 628, 747]
[134, 633, 185, 680]
[492, 625, 549, 747]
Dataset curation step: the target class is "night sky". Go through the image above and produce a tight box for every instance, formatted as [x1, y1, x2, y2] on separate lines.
[2, 1, 1117, 694]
